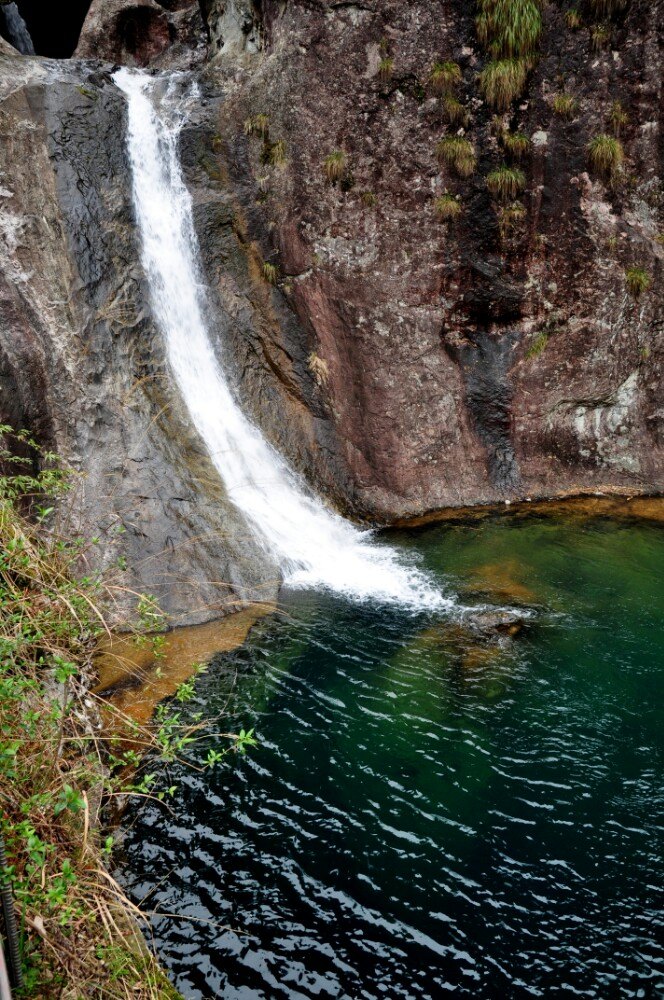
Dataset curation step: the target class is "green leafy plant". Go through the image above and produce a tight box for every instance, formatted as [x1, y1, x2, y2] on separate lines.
[479, 58, 530, 109]
[552, 92, 578, 119]
[436, 135, 477, 176]
[486, 164, 527, 201]
[625, 266, 651, 297]
[434, 193, 463, 221]
[429, 60, 462, 94]
[323, 150, 348, 184]
[587, 133, 624, 178]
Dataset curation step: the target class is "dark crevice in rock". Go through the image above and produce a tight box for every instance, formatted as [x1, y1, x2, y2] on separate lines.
[443, 330, 521, 492]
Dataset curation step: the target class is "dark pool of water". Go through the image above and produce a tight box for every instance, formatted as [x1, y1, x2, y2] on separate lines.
[117, 515, 664, 999]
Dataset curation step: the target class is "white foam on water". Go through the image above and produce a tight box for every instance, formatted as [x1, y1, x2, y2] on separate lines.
[114, 68, 450, 611]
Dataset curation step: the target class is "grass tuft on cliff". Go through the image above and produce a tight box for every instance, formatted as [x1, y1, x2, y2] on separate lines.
[486, 164, 527, 201]
[587, 133, 624, 178]
[497, 200, 526, 238]
[479, 58, 530, 110]
[429, 60, 462, 94]
[323, 150, 348, 185]
[552, 92, 579, 119]
[436, 136, 477, 177]
[442, 95, 470, 127]
[588, 0, 628, 17]
[624, 267, 651, 298]
[501, 130, 531, 160]
[476, 0, 542, 59]
[434, 193, 463, 221]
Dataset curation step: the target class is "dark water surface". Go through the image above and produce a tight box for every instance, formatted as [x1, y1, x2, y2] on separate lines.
[118, 515, 664, 999]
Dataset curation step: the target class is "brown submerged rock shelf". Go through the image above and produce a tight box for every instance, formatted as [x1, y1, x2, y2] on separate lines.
[0, 0, 662, 623]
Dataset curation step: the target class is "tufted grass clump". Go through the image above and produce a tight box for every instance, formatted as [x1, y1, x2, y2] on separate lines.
[587, 133, 624, 178]
[480, 58, 530, 110]
[565, 7, 582, 28]
[443, 95, 470, 126]
[486, 164, 527, 201]
[552, 92, 578, 119]
[590, 23, 611, 50]
[244, 113, 270, 138]
[360, 190, 377, 208]
[261, 138, 287, 167]
[378, 57, 394, 84]
[429, 60, 462, 94]
[497, 201, 526, 238]
[436, 136, 477, 177]
[323, 150, 347, 184]
[476, 0, 543, 59]
[625, 267, 651, 297]
[501, 130, 530, 160]
[262, 261, 279, 285]
[609, 100, 629, 135]
[434, 193, 462, 221]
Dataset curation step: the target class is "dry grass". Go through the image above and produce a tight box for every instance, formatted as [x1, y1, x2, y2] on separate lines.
[479, 58, 530, 110]
[587, 133, 624, 178]
[501, 130, 531, 160]
[497, 200, 526, 238]
[429, 60, 462, 94]
[434, 194, 463, 221]
[552, 92, 578, 119]
[323, 150, 347, 185]
[443, 95, 470, 127]
[486, 164, 527, 201]
[436, 136, 477, 177]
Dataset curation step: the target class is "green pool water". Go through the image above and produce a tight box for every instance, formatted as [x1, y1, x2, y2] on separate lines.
[118, 513, 664, 999]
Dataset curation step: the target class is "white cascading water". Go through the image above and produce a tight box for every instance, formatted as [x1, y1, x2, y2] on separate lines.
[114, 69, 450, 610]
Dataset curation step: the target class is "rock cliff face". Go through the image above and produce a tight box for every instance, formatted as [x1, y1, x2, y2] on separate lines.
[0, 0, 662, 621]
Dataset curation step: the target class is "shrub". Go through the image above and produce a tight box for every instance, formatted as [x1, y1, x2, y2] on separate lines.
[501, 130, 530, 160]
[486, 164, 527, 200]
[244, 113, 270, 138]
[590, 23, 611, 50]
[436, 136, 477, 176]
[480, 58, 529, 109]
[429, 60, 463, 93]
[552, 92, 578, 118]
[476, 0, 542, 59]
[378, 57, 394, 84]
[434, 193, 462, 221]
[323, 150, 347, 184]
[587, 133, 624, 177]
[565, 8, 582, 28]
[609, 100, 629, 135]
[625, 267, 651, 297]
[497, 200, 526, 238]
[443, 95, 470, 126]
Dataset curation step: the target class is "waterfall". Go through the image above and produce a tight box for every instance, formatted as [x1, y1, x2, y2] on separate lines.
[1, 3, 35, 55]
[114, 69, 449, 611]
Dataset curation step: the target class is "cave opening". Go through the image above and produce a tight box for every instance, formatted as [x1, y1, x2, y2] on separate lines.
[1, 0, 93, 59]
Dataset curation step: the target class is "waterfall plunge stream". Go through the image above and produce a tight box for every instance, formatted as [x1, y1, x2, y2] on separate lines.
[115, 69, 449, 610]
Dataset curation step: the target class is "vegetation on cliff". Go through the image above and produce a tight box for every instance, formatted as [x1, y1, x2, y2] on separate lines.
[0, 428, 248, 998]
